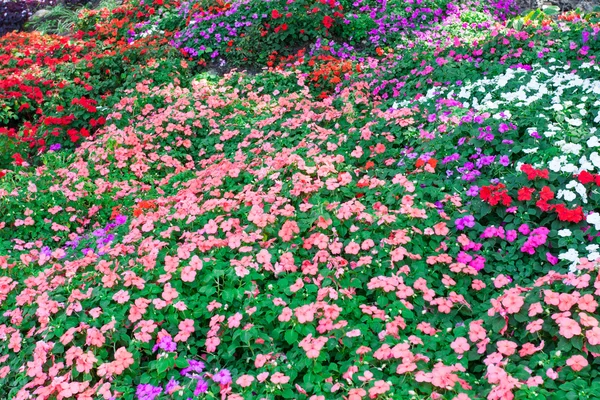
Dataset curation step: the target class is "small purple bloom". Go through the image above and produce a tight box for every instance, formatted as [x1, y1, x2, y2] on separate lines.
[466, 186, 479, 196]
[136, 384, 162, 400]
[153, 336, 177, 353]
[165, 378, 179, 394]
[194, 379, 209, 395]
[212, 369, 232, 385]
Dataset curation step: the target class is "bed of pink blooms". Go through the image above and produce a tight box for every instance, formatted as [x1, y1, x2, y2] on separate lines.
[1, 11, 600, 400]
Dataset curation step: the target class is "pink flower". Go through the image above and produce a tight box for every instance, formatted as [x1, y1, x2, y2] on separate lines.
[279, 220, 299, 242]
[236, 374, 254, 387]
[271, 372, 290, 384]
[368, 380, 390, 398]
[566, 355, 588, 371]
[496, 340, 517, 356]
[450, 337, 470, 354]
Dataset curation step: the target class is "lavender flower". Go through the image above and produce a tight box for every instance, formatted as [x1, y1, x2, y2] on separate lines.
[212, 369, 232, 385]
[136, 384, 162, 400]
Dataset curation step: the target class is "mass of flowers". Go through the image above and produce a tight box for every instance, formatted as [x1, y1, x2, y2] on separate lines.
[1, 0, 600, 399]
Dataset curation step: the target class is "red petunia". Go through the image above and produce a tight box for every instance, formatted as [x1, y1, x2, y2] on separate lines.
[271, 9, 281, 19]
[323, 15, 333, 29]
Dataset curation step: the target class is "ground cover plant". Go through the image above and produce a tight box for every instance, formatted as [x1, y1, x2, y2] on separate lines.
[1, 0, 600, 399]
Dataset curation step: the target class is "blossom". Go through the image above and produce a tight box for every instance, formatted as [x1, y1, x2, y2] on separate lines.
[566, 355, 588, 371]
[213, 369, 232, 385]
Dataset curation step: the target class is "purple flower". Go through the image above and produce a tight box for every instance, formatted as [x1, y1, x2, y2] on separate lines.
[49, 143, 61, 151]
[499, 155, 510, 167]
[466, 186, 479, 196]
[194, 379, 209, 395]
[136, 384, 162, 400]
[181, 360, 205, 376]
[165, 378, 179, 394]
[92, 229, 106, 238]
[115, 215, 128, 225]
[212, 369, 232, 385]
[455, 215, 476, 230]
[40, 246, 52, 257]
[153, 336, 177, 353]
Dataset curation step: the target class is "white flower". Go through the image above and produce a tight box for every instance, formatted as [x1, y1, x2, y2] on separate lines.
[565, 117, 582, 127]
[523, 147, 539, 154]
[561, 142, 582, 155]
[560, 163, 578, 174]
[559, 249, 580, 273]
[587, 136, 600, 148]
[559, 248, 579, 262]
[558, 229, 572, 237]
[587, 212, 600, 230]
[557, 189, 576, 202]
[587, 244, 599, 252]
[591, 152, 600, 169]
[550, 103, 563, 111]
[548, 156, 564, 172]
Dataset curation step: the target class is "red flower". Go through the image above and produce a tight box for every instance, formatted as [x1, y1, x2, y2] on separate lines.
[323, 15, 333, 29]
[577, 171, 595, 184]
[555, 204, 584, 223]
[520, 164, 549, 180]
[480, 183, 512, 207]
[539, 186, 554, 201]
[517, 187, 535, 201]
[271, 9, 281, 19]
[11, 153, 24, 166]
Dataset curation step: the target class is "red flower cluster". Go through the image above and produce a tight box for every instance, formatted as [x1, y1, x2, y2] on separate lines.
[577, 171, 600, 185]
[554, 204, 584, 223]
[480, 183, 512, 206]
[520, 164, 549, 180]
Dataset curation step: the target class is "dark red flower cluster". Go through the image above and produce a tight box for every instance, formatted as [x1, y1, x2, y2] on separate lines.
[480, 183, 512, 206]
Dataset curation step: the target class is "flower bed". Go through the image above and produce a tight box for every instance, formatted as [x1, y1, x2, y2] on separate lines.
[0, 1, 600, 399]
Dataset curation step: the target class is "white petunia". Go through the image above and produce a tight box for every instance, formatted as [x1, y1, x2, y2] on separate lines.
[565, 117, 582, 127]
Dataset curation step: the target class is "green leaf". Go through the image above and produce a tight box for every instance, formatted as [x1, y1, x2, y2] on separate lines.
[284, 329, 298, 345]
[542, 5, 560, 15]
